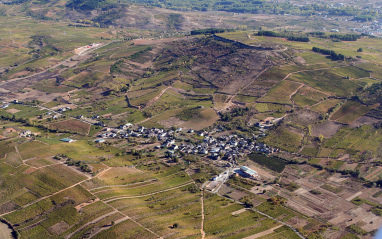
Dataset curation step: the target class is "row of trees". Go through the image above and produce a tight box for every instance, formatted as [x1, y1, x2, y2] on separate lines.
[191, 28, 235, 35]
[329, 34, 361, 41]
[312, 47, 345, 61]
[257, 31, 310, 42]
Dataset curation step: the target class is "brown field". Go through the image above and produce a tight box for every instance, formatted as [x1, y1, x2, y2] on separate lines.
[6, 108, 21, 114]
[48, 119, 91, 135]
[311, 121, 343, 138]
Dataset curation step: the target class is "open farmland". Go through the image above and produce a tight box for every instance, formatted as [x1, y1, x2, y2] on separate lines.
[2, 5, 382, 237]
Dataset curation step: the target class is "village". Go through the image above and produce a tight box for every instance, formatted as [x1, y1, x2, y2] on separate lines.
[97, 123, 278, 160]
[92, 122, 279, 190]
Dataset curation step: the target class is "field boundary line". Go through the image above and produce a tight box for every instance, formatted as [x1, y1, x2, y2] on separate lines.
[103, 181, 194, 203]
[65, 211, 120, 239]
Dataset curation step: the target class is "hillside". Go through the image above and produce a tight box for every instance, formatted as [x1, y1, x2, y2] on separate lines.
[2, 1, 382, 238]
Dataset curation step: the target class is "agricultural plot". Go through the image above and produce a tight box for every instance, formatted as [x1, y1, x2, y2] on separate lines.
[17, 139, 120, 162]
[90, 167, 154, 187]
[356, 62, 382, 80]
[288, 70, 361, 97]
[354, 77, 381, 87]
[324, 125, 382, 159]
[204, 193, 280, 239]
[232, 94, 258, 104]
[254, 103, 290, 113]
[48, 119, 91, 135]
[292, 86, 327, 107]
[0, 15, 114, 78]
[1, 105, 47, 119]
[91, 219, 155, 239]
[92, 172, 192, 200]
[330, 100, 362, 121]
[248, 154, 286, 173]
[263, 128, 303, 153]
[0, 163, 87, 208]
[259, 80, 302, 105]
[311, 99, 342, 114]
[259, 66, 299, 81]
[328, 66, 370, 79]
[32, 79, 76, 93]
[336, 104, 378, 124]
[180, 108, 219, 130]
[108, 188, 201, 238]
[296, 51, 335, 64]
[300, 145, 319, 158]
[14, 200, 113, 239]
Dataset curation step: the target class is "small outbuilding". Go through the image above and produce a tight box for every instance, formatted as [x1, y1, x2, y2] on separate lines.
[61, 138, 74, 143]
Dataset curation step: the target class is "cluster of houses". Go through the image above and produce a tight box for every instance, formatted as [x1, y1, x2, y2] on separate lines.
[353, 21, 382, 36]
[97, 123, 278, 163]
[57, 107, 71, 112]
[173, 134, 278, 162]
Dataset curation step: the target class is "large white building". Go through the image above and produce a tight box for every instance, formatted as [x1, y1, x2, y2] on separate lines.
[240, 166, 260, 179]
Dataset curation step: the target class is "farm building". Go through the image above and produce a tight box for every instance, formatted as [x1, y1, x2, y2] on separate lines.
[240, 166, 260, 179]
[95, 138, 106, 143]
[61, 138, 74, 143]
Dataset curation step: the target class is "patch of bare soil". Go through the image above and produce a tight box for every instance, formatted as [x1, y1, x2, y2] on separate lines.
[287, 216, 309, 228]
[75, 198, 100, 212]
[61, 60, 79, 67]
[339, 163, 358, 171]
[159, 117, 185, 128]
[226, 189, 248, 201]
[286, 110, 320, 127]
[180, 108, 219, 130]
[312, 121, 343, 138]
[48, 221, 70, 235]
[6, 108, 20, 114]
[13, 89, 62, 103]
[294, 56, 306, 64]
[23, 167, 37, 174]
[0, 201, 18, 215]
[349, 116, 380, 128]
